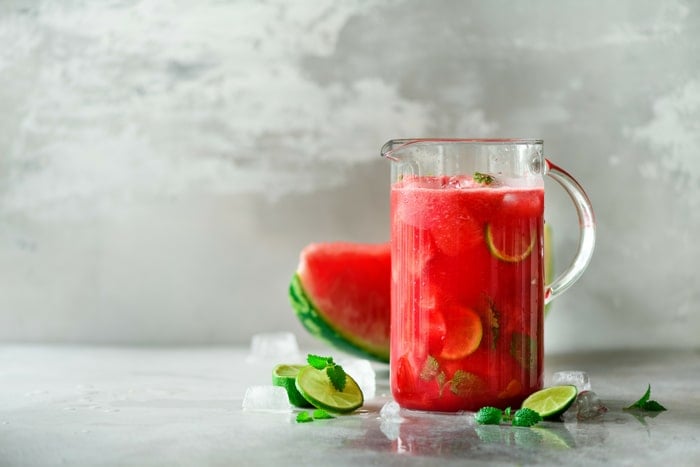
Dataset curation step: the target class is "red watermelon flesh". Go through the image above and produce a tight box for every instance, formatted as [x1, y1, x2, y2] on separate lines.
[290, 242, 391, 362]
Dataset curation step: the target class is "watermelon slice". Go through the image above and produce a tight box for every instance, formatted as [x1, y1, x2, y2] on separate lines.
[289, 242, 391, 363]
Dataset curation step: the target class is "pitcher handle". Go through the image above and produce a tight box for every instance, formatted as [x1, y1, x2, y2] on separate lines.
[544, 160, 596, 305]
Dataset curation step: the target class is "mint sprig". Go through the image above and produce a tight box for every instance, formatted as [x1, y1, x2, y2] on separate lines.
[307, 354, 333, 370]
[474, 405, 542, 427]
[307, 354, 347, 392]
[512, 408, 542, 427]
[474, 172, 495, 185]
[625, 384, 667, 412]
[475, 406, 502, 425]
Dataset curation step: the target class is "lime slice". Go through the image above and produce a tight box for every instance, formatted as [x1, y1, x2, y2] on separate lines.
[272, 364, 313, 408]
[440, 306, 483, 360]
[295, 365, 363, 414]
[521, 385, 578, 419]
[485, 223, 535, 263]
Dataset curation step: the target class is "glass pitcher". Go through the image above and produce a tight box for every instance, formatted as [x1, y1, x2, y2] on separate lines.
[382, 138, 595, 412]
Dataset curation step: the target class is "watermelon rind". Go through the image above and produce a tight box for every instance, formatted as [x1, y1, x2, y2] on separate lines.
[289, 273, 390, 363]
[544, 223, 554, 316]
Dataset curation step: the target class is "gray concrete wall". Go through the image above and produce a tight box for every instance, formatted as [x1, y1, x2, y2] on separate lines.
[1, 0, 698, 353]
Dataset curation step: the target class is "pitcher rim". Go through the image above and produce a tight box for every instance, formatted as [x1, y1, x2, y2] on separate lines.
[381, 138, 544, 160]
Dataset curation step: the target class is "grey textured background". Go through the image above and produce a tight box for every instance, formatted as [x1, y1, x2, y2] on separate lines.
[0, 0, 698, 353]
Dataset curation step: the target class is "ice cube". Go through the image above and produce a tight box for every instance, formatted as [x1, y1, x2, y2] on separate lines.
[551, 371, 591, 392]
[379, 401, 404, 422]
[248, 332, 299, 361]
[575, 390, 608, 420]
[241, 385, 290, 412]
[562, 390, 607, 422]
[339, 358, 376, 400]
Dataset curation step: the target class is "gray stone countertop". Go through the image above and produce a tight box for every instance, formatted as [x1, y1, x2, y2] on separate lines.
[1, 345, 698, 466]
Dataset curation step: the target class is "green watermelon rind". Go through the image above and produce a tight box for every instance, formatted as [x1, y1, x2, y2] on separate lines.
[544, 223, 554, 316]
[289, 273, 390, 363]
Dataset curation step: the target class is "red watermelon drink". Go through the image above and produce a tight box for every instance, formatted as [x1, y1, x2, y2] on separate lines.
[390, 173, 545, 412]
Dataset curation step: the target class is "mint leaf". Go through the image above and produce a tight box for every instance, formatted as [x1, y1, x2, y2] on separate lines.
[625, 384, 666, 412]
[475, 406, 502, 425]
[296, 409, 335, 423]
[512, 408, 542, 427]
[627, 384, 651, 409]
[305, 353, 348, 392]
[449, 370, 485, 397]
[326, 364, 347, 392]
[485, 299, 500, 349]
[312, 409, 335, 420]
[474, 172, 495, 185]
[420, 356, 440, 381]
[641, 400, 667, 412]
[307, 354, 332, 370]
[510, 332, 537, 371]
[474, 406, 543, 427]
[436, 371, 446, 396]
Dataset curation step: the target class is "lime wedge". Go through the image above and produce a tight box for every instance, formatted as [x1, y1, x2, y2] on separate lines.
[295, 365, 363, 414]
[521, 385, 578, 419]
[272, 364, 313, 408]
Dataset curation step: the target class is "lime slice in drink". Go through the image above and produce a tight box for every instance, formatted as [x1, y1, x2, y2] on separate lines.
[440, 305, 483, 360]
[295, 365, 364, 414]
[485, 223, 535, 263]
[272, 364, 313, 408]
[521, 385, 578, 419]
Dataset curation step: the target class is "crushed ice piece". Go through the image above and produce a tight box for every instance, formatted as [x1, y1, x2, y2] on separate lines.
[339, 358, 376, 400]
[380, 401, 404, 422]
[241, 386, 290, 412]
[446, 175, 478, 189]
[551, 370, 591, 392]
[248, 332, 299, 360]
[562, 390, 608, 422]
[380, 419, 401, 441]
[379, 401, 404, 440]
